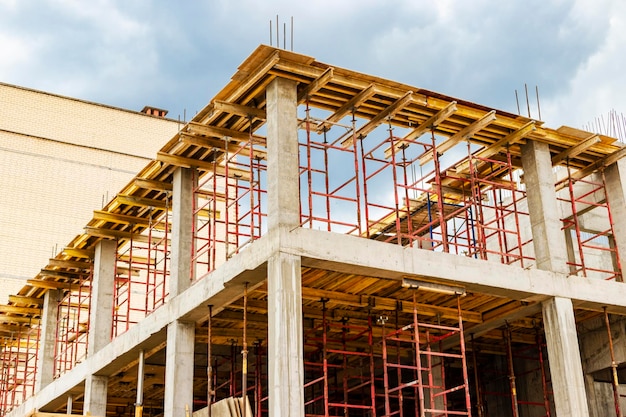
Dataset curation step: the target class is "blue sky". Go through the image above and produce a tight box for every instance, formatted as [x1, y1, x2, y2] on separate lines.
[1, 0, 625, 133]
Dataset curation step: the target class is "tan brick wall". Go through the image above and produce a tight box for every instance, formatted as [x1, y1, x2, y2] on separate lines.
[0, 82, 181, 158]
[0, 83, 181, 302]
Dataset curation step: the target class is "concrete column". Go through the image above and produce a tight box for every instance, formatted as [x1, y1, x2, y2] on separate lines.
[521, 140, 569, 274]
[542, 297, 589, 417]
[88, 239, 116, 354]
[266, 77, 300, 230]
[163, 320, 195, 417]
[604, 159, 626, 280]
[170, 166, 194, 295]
[35, 288, 62, 391]
[84, 374, 108, 416]
[265, 76, 304, 417]
[267, 252, 304, 417]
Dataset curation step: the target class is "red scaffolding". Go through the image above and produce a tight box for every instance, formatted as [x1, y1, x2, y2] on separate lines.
[304, 301, 376, 417]
[191, 132, 267, 280]
[299, 105, 362, 234]
[0, 325, 40, 416]
[53, 271, 92, 377]
[381, 291, 471, 417]
[113, 208, 171, 338]
[559, 168, 622, 281]
[298, 105, 534, 270]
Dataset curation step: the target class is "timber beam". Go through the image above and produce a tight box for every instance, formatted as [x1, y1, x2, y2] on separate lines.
[93, 210, 153, 227]
[133, 178, 173, 192]
[298, 67, 334, 102]
[384, 101, 458, 159]
[551, 134, 601, 166]
[115, 194, 169, 209]
[156, 152, 251, 180]
[185, 123, 266, 145]
[420, 110, 497, 165]
[455, 120, 536, 173]
[212, 100, 266, 120]
[342, 91, 415, 147]
[317, 84, 378, 133]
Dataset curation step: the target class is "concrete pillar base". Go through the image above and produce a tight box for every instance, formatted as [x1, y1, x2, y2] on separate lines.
[84, 375, 108, 416]
[543, 297, 589, 417]
[268, 252, 304, 417]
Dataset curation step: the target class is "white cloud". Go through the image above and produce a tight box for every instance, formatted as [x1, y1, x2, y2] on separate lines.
[0, 33, 34, 79]
[541, 0, 626, 131]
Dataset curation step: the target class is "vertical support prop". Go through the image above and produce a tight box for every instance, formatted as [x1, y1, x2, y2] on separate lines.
[505, 324, 520, 417]
[604, 307, 623, 417]
[242, 283, 249, 417]
[135, 349, 145, 417]
[208, 305, 213, 417]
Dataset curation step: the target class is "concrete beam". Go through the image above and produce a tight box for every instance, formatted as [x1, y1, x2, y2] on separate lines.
[286, 228, 626, 312]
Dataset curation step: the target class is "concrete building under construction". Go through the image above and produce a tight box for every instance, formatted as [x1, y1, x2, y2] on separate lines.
[2, 45, 626, 417]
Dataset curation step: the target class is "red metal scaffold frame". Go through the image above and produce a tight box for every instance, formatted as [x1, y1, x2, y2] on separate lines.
[304, 300, 376, 417]
[53, 270, 92, 377]
[112, 206, 171, 338]
[473, 326, 553, 417]
[299, 103, 362, 234]
[559, 167, 622, 281]
[0, 324, 40, 416]
[191, 129, 267, 280]
[381, 291, 471, 417]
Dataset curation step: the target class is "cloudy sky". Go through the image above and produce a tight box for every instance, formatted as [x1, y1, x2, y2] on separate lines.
[1, 0, 625, 135]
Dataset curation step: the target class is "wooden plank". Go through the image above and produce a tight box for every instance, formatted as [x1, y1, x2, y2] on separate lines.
[93, 210, 153, 226]
[8, 295, 43, 306]
[316, 84, 378, 133]
[551, 134, 601, 166]
[133, 178, 173, 191]
[61, 247, 95, 259]
[298, 67, 334, 102]
[179, 132, 267, 160]
[40, 269, 85, 279]
[83, 226, 152, 243]
[556, 146, 626, 191]
[213, 100, 266, 120]
[455, 121, 536, 173]
[47, 258, 92, 270]
[0, 323, 34, 333]
[27, 279, 77, 290]
[342, 91, 415, 147]
[419, 110, 497, 165]
[0, 315, 40, 324]
[0, 305, 41, 315]
[186, 123, 266, 145]
[384, 101, 458, 158]
[115, 194, 169, 209]
[156, 152, 252, 181]
[222, 49, 281, 105]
